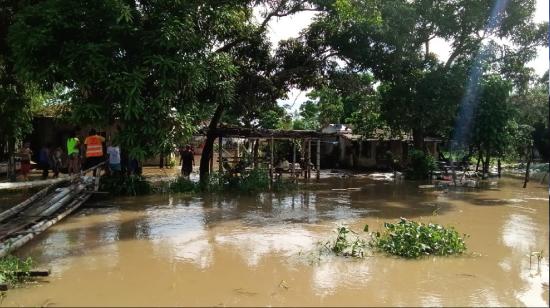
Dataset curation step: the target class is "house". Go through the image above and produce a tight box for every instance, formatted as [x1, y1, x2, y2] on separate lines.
[320, 124, 441, 170]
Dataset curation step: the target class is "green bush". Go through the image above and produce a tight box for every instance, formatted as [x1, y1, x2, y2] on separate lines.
[0, 255, 33, 286]
[100, 174, 152, 196]
[199, 169, 294, 194]
[405, 149, 436, 180]
[169, 177, 199, 193]
[370, 218, 467, 258]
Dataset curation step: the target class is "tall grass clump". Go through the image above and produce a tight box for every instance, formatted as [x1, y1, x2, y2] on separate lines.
[0, 255, 33, 286]
[100, 174, 152, 196]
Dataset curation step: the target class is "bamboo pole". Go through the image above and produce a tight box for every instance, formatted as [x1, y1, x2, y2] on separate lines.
[0, 179, 68, 223]
[0, 193, 91, 258]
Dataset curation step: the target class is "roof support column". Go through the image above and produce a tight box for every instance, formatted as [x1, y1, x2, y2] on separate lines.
[316, 139, 320, 180]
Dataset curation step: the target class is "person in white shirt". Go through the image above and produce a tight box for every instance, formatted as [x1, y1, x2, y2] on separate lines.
[106, 142, 121, 174]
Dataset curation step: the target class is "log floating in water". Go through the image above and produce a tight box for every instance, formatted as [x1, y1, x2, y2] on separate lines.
[15, 270, 50, 277]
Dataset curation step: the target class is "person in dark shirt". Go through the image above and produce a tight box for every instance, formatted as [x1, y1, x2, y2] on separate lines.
[180, 145, 194, 178]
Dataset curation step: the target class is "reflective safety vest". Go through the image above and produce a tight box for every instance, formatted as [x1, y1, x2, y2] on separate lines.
[85, 135, 104, 157]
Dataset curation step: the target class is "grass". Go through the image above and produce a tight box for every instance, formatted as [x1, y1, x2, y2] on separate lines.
[0, 255, 33, 286]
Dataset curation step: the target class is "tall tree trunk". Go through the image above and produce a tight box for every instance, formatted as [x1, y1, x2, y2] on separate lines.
[483, 151, 490, 179]
[475, 150, 482, 172]
[523, 145, 533, 188]
[497, 158, 501, 178]
[200, 104, 224, 183]
[412, 128, 425, 152]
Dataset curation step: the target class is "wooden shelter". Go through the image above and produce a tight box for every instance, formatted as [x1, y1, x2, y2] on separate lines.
[197, 126, 337, 181]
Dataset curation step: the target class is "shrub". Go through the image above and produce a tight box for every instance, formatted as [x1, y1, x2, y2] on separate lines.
[405, 149, 436, 180]
[370, 218, 467, 258]
[199, 169, 294, 194]
[100, 174, 152, 196]
[0, 255, 33, 286]
[169, 177, 198, 193]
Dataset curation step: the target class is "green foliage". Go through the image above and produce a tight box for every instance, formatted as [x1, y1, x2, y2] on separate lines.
[0, 255, 33, 286]
[371, 218, 468, 258]
[470, 75, 515, 159]
[325, 226, 367, 258]
[170, 169, 294, 194]
[8, 0, 244, 161]
[100, 175, 152, 196]
[169, 177, 199, 193]
[405, 149, 436, 180]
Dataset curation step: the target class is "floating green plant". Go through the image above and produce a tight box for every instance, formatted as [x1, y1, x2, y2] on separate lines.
[370, 218, 468, 258]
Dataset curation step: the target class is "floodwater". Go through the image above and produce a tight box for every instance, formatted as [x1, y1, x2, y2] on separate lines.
[5, 176, 549, 307]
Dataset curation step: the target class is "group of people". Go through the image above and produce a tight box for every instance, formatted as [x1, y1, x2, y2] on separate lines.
[16, 128, 124, 181]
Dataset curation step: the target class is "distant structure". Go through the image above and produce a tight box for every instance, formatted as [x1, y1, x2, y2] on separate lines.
[319, 124, 441, 170]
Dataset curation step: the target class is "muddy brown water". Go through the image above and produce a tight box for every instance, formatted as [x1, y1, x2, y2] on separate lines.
[4, 176, 549, 307]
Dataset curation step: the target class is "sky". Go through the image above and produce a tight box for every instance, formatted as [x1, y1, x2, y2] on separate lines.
[268, 0, 549, 112]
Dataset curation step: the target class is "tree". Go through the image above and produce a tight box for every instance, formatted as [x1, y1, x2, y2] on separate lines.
[470, 75, 514, 175]
[300, 0, 547, 149]
[9, 0, 244, 162]
[0, 0, 35, 181]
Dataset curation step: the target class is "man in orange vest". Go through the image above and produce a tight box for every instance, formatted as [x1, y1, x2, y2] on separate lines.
[84, 128, 106, 176]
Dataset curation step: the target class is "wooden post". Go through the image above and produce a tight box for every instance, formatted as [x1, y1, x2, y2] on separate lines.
[270, 137, 274, 182]
[307, 139, 311, 180]
[218, 136, 223, 173]
[292, 139, 296, 179]
[316, 139, 320, 180]
[237, 141, 241, 162]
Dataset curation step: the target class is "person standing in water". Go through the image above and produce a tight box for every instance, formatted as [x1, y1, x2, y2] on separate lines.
[17, 142, 33, 181]
[180, 145, 194, 179]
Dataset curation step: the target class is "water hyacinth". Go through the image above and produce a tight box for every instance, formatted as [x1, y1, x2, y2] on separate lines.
[370, 218, 468, 258]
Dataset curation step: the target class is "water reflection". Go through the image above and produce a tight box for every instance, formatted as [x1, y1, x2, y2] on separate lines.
[9, 177, 549, 307]
[215, 226, 316, 267]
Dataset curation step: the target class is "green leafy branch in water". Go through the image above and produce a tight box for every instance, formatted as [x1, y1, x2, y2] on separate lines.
[369, 218, 468, 258]
[0, 255, 34, 286]
[323, 226, 368, 258]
